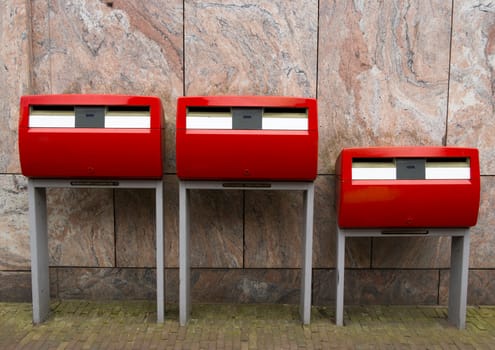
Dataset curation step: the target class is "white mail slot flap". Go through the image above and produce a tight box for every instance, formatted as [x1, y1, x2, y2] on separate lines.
[28, 106, 75, 128]
[352, 158, 396, 180]
[29, 105, 150, 128]
[425, 158, 470, 179]
[186, 106, 308, 130]
[186, 107, 232, 129]
[262, 108, 308, 130]
[105, 106, 151, 128]
[352, 157, 471, 180]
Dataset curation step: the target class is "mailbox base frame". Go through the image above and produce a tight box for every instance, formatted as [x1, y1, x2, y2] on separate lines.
[179, 180, 315, 326]
[28, 178, 165, 324]
[335, 227, 470, 329]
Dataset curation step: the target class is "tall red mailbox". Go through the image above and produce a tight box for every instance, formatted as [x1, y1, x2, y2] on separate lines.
[19, 94, 163, 179]
[176, 96, 318, 181]
[336, 146, 480, 228]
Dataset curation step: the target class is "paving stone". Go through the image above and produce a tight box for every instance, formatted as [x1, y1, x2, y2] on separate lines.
[1, 301, 495, 349]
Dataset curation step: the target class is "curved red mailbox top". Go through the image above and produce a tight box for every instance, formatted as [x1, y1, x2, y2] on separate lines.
[19, 94, 163, 179]
[336, 146, 480, 228]
[176, 96, 318, 181]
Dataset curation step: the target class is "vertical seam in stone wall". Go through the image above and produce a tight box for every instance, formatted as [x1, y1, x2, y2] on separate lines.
[242, 191, 246, 268]
[48, 0, 53, 94]
[26, 0, 34, 94]
[113, 189, 117, 267]
[436, 269, 441, 305]
[444, 0, 455, 146]
[315, 0, 320, 99]
[182, 0, 186, 97]
[55, 267, 59, 299]
[370, 237, 374, 269]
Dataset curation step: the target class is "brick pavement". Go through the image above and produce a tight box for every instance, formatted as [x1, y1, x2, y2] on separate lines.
[1, 301, 494, 349]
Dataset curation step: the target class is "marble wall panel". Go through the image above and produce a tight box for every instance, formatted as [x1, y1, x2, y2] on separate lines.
[311, 269, 336, 305]
[190, 269, 300, 304]
[372, 237, 451, 269]
[30, 0, 50, 94]
[56, 267, 156, 300]
[164, 268, 179, 303]
[189, 189, 244, 268]
[0, 175, 29, 270]
[439, 269, 495, 305]
[115, 189, 156, 268]
[313, 269, 439, 306]
[55, 268, 301, 304]
[446, 1, 495, 175]
[50, 268, 58, 299]
[318, 1, 451, 173]
[31, 0, 183, 172]
[47, 188, 114, 267]
[164, 176, 179, 268]
[184, 0, 317, 96]
[0, 0, 31, 173]
[313, 176, 336, 268]
[313, 176, 371, 268]
[0, 271, 31, 302]
[164, 177, 244, 269]
[467, 177, 495, 268]
[244, 191, 302, 268]
[27, 267, 446, 305]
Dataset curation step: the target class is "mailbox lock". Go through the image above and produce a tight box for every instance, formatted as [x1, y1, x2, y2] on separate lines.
[87, 166, 95, 175]
[243, 169, 250, 176]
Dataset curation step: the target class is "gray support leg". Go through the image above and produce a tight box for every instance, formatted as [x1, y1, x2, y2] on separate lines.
[28, 180, 50, 324]
[300, 183, 314, 325]
[155, 180, 165, 323]
[179, 181, 190, 326]
[448, 231, 470, 329]
[335, 227, 346, 326]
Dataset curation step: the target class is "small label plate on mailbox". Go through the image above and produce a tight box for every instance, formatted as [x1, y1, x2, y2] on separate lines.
[232, 107, 262, 130]
[75, 107, 105, 128]
[396, 158, 426, 180]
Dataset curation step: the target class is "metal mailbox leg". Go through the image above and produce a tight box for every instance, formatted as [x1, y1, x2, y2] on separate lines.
[448, 231, 470, 329]
[28, 180, 50, 324]
[300, 183, 314, 325]
[179, 181, 191, 326]
[335, 227, 346, 326]
[155, 180, 165, 323]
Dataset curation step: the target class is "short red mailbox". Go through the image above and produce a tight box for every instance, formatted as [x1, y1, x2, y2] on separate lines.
[19, 94, 163, 179]
[336, 146, 480, 228]
[176, 96, 318, 181]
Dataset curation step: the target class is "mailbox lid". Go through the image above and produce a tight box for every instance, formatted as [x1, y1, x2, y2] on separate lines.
[19, 94, 163, 179]
[336, 146, 481, 228]
[176, 96, 318, 181]
[176, 96, 317, 130]
[19, 94, 162, 129]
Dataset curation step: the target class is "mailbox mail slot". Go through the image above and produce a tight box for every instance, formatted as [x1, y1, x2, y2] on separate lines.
[336, 147, 480, 228]
[176, 96, 318, 180]
[19, 94, 163, 179]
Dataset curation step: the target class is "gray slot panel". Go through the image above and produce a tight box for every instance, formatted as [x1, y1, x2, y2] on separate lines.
[75, 107, 105, 128]
[396, 158, 426, 180]
[232, 107, 263, 130]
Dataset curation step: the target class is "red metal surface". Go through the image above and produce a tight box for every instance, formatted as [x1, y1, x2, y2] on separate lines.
[19, 94, 163, 179]
[176, 96, 318, 181]
[336, 147, 480, 228]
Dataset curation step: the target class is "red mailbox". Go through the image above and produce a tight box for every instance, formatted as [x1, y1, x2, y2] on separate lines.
[336, 147, 480, 228]
[176, 96, 318, 181]
[19, 94, 163, 179]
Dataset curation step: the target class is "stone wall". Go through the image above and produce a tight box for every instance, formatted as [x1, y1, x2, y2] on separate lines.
[1, 0, 494, 306]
